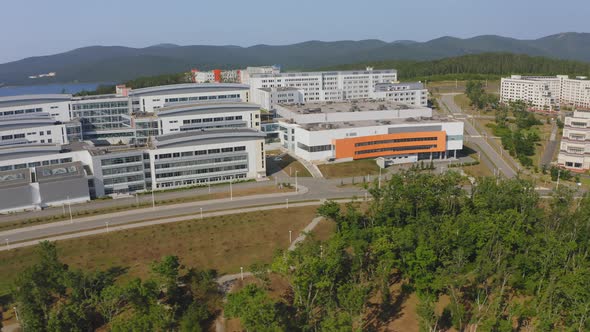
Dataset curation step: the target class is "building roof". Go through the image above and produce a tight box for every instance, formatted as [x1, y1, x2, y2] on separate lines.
[0, 116, 61, 131]
[258, 87, 302, 93]
[294, 116, 459, 132]
[0, 168, 31, 188]
[250, 68, 397, 78]
[154, 128, 265, 148]
[156, 102, 260, 117]
[129, 83, 249, 97]
[0, 144, 62, 162]
[374, 82, 425, 91]
[278, 100, 421, 115]
[36, 161, 86, 183]
[0, 94, 72, 108]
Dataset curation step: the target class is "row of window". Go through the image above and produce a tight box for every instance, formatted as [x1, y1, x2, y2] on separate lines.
[1, 108, 42, 116]
[155, 164, 247, 179]
[355, 145, 438, 155]
[164, 94, 241, 103]
[0, 158, 73, 172]
[354, 137, 438, 147]
[296, 142, 332, 152]
[101, 155, 143, 166]
[104, 174, 144, 185]
[156, 146, 246, 159]
[155, 155, 247, 170]
[181, 115, 243, 125]
[72, 102, 128, 110]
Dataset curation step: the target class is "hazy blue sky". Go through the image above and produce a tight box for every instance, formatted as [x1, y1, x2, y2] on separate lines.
[1, 0, 589, 63]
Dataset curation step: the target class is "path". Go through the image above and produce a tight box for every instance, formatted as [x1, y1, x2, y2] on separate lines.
[213, 216, 324, 332]
[541, 122, 559, 167]
[438, 94, 517, 178]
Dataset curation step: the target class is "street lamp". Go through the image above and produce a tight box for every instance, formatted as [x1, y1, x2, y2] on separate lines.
[200, 207, 203, 219]
[67, 196, 73, 223]
[240, 267, 244, 280]
[286, 198, 289, 209]
[289, 230, 292, 243]
[230, 179, 233, 201]
[295, 170, 299, 193]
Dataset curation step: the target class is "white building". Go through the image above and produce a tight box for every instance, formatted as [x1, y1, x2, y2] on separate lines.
[249, 67, 397, 104]
[370, 82, 428, 106]
[240, 66, 281, 85]
[557, 110, 590, 171]
[275, 101, 463, 163]
[500, 75, 590, 110]
[0, 94, 72, 122]
[253, 87, 305, 111]
[0, 114, 70, 146]
[154, 102, 262, 135]
[129, 83, 250, 113]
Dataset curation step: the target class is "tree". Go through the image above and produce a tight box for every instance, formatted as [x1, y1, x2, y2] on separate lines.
[225, 284, 285, 331]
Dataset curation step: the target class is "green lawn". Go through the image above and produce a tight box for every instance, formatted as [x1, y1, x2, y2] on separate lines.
[318, 159, 381, 179]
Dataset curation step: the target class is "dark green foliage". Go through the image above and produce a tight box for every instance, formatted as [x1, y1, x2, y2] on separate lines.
[262, 171, 590, 330]
[225, 284, 285, 331]
[323, 53, 590, 81]
[11, 250, 220, 331]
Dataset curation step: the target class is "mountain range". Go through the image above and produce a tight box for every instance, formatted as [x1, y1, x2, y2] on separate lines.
[1, 32, 589, 85]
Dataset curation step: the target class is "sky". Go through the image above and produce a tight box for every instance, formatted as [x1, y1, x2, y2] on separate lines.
[1, 0, 589, 63]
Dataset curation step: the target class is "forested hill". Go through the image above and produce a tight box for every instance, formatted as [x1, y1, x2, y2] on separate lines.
[322, 53, 590, 81]
[1, 32, 590, 85]
[76, 53, 590, 95]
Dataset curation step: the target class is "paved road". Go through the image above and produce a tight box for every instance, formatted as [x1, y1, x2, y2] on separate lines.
[0, 177, 367, 247]
[439, 94, 518, 178]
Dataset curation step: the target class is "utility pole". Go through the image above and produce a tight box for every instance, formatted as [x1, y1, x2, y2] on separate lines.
[151, 190, 156, 209]
[67, 196, 73, 224]
[295, 171, 299, 193]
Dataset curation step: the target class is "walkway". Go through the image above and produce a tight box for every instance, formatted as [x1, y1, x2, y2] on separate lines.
[541, 123, 559, 167]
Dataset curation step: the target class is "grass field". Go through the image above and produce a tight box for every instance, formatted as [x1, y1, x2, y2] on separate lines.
[318, 159, 381, 179]
[1, 185, 290, 232]
[0, 206, 324, 296]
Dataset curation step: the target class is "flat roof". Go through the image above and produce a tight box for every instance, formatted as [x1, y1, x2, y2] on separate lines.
[277, 100, 422, 114]
[250, 69, 397, 78]
[0, 117, 61, 131]
[375, 82, 424, 91]
[0, 94, 72, 108]
[154, 128, 265, 148]
[129, 83, 249, 97]
[157, 102, 260, 117]
[258, 87, 301, 92]
[295, 116, 459, 131]
[0, 144, 62, 162]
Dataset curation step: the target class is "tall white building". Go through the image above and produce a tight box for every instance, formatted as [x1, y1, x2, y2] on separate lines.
[558, 110, 590, 171]
[500, 75, 590, 110]
[249, 67, 397, 104]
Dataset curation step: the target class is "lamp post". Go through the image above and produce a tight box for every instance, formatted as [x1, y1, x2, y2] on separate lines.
[378, 167, 382, 189]
[151, 190, 155, 209]
[230, 179, 233, 201]
[295, 170, 299, 193]
[67, 196, 73, 223]
[240, 267, 244, 281]
[289, 230, 292, 243]
[286, 198, 289, 209]
[200, 207, 203, 219]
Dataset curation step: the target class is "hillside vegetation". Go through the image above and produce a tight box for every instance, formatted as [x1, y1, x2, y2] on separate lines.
[323, 53, 590, 81]
[2, 32, 590, 85]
